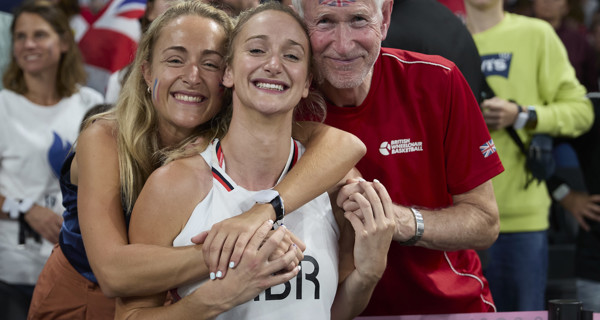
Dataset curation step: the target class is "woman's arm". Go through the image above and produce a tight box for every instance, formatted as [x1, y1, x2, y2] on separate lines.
[117, 221, 300, 320]
[77, 120, 208, 297]
[331, 180, 396, 320]
[116, 164, 301, 320]
[200, 122, 366, 279]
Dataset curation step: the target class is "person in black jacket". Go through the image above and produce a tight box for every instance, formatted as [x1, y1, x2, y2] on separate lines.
[382, 0, 485, 103]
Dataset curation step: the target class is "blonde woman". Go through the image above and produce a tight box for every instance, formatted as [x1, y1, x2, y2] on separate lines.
[29, 1, 365, 319]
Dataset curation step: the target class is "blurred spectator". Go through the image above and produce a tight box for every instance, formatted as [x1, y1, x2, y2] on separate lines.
[0, 0, 103, 314]
[0, 11, 12, 90]
[590, 14, 600, 88]
[534, 0, 598, 92]
[583, 0, 599, 27]
[547, 94, 600, 312]
[466, 0, 594, 311]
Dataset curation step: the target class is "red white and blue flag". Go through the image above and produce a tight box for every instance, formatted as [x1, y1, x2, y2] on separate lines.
[479, 139, 497, 158]
[320, 0, 356, 6]
[74, 0, 146, 93]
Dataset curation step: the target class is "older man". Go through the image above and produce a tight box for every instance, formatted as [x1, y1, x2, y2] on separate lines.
[292, 0, 503, 315]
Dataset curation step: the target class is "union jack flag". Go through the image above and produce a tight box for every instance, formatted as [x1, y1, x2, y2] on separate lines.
[479, 139, 496, 158]
[75, 0, 146, 93]
[320, 0, 356, 6]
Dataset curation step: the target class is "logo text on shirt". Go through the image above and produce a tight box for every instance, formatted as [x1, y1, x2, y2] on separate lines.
[480, 53, 512, 78]
[379, 138, 423, 156]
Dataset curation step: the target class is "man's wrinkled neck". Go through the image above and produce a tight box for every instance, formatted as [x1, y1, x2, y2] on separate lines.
[320, 69, 373, 108]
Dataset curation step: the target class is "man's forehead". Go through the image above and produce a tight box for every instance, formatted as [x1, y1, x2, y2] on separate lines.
[306, 0, 376, 12]
[318, 0, 357, 7]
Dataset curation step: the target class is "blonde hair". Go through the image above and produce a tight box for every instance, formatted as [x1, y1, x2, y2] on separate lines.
[86, 1, 233, 214]
[3, 0, 86, 98]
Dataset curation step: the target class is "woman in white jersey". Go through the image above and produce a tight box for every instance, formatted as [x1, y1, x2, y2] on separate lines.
[116, 3, 395, 319]
[0, 0, 102, 309]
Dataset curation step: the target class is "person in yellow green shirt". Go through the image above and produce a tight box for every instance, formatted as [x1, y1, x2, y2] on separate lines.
[465, 0, 594, 311]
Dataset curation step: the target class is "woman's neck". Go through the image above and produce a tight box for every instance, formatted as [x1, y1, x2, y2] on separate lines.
[220, 108, 294, 191]
[23, 71, 60, 106]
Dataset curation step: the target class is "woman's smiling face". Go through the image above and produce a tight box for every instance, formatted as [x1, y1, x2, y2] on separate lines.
[144, 14, 227, 139]
[13, 12, 67, 77]
[223, 9, 311, 116]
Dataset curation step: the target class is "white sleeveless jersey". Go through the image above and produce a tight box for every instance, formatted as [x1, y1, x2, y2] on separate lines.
[172, 139, 340, 319]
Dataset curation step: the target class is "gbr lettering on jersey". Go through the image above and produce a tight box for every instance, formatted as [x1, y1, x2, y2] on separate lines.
[254, 255, 321, 301]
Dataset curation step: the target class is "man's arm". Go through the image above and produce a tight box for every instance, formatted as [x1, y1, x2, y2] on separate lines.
[339, 180, 499, 251]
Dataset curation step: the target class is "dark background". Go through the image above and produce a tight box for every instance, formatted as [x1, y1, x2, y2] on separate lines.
[2, 0, 23, 14]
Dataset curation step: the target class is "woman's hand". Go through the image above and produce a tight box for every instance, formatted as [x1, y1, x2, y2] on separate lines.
[191, 204, 306, 280]
[266, 226, 304, 273]
[198, 220, 302, 314]
[192, 204, 306, 280]
[342, 180, 396, 282]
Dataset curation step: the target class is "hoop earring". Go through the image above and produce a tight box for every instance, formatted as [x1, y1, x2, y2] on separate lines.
[147, 86, 151, 94]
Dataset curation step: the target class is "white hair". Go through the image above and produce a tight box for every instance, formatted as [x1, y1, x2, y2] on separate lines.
[291, 0, 385, 19]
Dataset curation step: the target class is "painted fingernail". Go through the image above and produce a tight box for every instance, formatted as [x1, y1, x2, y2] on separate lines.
[297, 265, 302, 271]
[216, 271, 223, 278]
[281, 224, 287, 229]
[229, 261, 235, 269]
[268, 219, 274, 225]
[292, 243, 297, 247]
[358, 178, 366, 182]
[210, 272, 216, 280]
[374, 179, 380, 184]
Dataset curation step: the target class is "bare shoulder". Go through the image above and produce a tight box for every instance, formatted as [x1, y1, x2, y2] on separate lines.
[132, 154, 213, 233]
[78, 118, 118, 148]
[72, 119, 119, 185]
[149, 154, 212, 199]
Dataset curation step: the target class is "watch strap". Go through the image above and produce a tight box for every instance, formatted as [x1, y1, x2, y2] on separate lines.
[525, 106, 538, 129]
[552, 183, 571, 202]
[253, 190, 285, 223]
[269, 194, 285, 222]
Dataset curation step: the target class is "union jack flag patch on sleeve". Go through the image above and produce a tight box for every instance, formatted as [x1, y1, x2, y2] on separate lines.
[479, 139, 496, 158]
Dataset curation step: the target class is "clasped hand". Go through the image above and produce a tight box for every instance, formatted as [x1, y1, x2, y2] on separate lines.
[337, 179, 396, 281]
[191, 207, 305, 280]
[481, 97, 520, 130]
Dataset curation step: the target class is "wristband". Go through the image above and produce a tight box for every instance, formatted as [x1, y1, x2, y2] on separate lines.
[513, 109, 529, 130]
[1, 198, 34, 219]
[552, 183, 571, 202]
[2, 197, 20, 219]
[399, 207, 424, 246]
